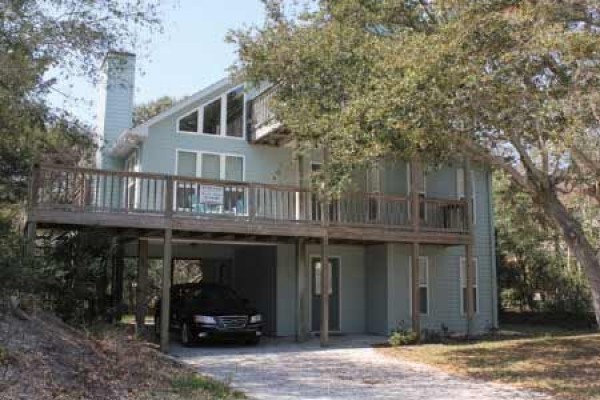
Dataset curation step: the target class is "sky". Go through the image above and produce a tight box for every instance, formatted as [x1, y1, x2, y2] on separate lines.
[49, 0, 266, 125]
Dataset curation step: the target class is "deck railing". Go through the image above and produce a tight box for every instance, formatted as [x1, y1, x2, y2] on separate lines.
[30, 165, 469, 234]
[251, 86, 277, 130]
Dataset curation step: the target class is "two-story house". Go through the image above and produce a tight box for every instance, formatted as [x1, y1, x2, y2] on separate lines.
[26, 52, 498, 350]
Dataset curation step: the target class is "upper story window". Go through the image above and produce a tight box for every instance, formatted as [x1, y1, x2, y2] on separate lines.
[178, 111, 198, 133]
[226, 87, 244, 137]
[176, 86, 245, 138]
[202, 98, 221, 135]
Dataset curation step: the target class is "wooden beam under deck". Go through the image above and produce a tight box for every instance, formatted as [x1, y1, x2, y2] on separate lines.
[32, 209, 472, 246]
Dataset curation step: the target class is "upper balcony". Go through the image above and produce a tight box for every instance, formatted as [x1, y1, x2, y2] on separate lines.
[28, 165, 472, 245]
[249, 86, 288, 145]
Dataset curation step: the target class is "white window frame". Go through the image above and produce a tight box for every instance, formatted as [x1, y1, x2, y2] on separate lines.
[175, 149, 246, 181]
[175, 85, 246, 140]
[174, 149, 247, 215]
[408, 256, 430, 316]
[457, 167, 476, 224]
[459, 257, 479, 316]
[176, 109, 200, 134]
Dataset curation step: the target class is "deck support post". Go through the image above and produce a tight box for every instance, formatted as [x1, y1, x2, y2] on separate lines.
[296, 238, 310, 342]
[320, 234, 330, 347]
[135, 239, 149, 337]
[25, 221, 37, 258]
[464, 159, 475, 336]
[160, 228, 173, 353]
[320, 144, 330, 348]
[411, 242, 421, 341]
[111, 238, 125, 323]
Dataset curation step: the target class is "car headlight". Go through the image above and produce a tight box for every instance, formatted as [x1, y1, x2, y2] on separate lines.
[249, 314, 262, 324]
[193, 315, 217, 324]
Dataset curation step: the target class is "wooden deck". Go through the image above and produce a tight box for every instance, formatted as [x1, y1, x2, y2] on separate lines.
[28, 165, 471, 245]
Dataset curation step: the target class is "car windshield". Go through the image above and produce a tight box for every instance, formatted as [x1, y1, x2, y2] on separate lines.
[189, 286, 240, 303]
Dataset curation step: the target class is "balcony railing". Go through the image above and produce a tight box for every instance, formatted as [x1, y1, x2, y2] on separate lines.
[249, 86, 284, 143]
[30, 165, 470, 235]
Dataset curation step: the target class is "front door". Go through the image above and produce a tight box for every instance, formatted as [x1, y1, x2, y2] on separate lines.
[311, 257, 340, 332]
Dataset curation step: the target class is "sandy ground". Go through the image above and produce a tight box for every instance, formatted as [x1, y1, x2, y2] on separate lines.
[171, 335, 551, 400]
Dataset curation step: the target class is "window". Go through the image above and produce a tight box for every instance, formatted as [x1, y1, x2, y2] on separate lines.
[410, 256, 429, 315]
[460, 257, 479, 314]
[418, 257, 429, 315]
[175, 150, 245, 214]
[176, 86, 245, 138]
[202, 98, 221, 135]
[457, 168, 476, 224]
[226, 87, 244, 137]
[178, 110, 198, 132]
[314, 259, 333, 295]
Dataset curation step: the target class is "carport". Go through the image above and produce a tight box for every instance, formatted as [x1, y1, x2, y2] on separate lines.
[125, 240, 279, 336]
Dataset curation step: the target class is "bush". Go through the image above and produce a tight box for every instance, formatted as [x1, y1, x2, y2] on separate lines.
[389, 322, 418, 346]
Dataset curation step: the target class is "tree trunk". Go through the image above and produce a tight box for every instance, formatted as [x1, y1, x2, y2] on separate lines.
[541, 192, 600, 328]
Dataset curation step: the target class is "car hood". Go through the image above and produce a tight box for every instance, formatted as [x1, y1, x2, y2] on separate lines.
[186, 299, 257, 316]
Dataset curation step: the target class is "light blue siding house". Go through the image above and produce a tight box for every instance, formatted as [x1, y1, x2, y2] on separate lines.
[30, 51, 497, 343]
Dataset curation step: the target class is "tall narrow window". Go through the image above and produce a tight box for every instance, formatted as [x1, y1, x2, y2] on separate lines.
[177, 151, 197, 176]
[178, 110, 198, 133]
[410, 256, 429, 315]
[202, 98, 221, 134]
[225, 156, 244, 181]
[201, 153, 221, 179]
[418, 256, 429, 315]
[176, 151, 198, 210]
[460, 257, 479, 314]
[226, 87, 244, 137]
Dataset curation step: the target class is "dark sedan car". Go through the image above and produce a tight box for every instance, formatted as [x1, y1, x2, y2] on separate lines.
[155, 282, 263, 346]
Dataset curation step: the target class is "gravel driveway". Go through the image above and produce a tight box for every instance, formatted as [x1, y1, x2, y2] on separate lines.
[170, 335, 550, 400]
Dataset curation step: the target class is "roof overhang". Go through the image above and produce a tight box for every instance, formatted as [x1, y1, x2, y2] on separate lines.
[108, 129, 146, 157]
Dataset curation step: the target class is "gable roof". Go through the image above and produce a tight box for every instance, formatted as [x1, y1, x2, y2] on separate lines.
[131, 77, 233, 136]
[108, 77, 234, 157]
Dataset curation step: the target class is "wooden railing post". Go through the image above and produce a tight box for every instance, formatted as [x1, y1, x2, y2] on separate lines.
[164, 176, 174, 218]
[410, 159, 421, 232]
[248, 183, 256, 221]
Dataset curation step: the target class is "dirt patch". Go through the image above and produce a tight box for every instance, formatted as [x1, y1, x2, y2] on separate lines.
[0, 311, 243, 399]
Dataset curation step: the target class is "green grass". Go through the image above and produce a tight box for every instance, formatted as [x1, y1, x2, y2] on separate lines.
[170, 375, 245, 399]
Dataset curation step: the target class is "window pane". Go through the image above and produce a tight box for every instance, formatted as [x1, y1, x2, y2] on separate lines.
[177, 152, 197, 176]
[225, 156, 243, 181]
[226, 87, 244, 137]
[203, 99, 221, 134]
[201, 154, 221, 179]
[419, 287, 428, 314]
[179, 111, 198, 132]
[418, 257, 428, 286]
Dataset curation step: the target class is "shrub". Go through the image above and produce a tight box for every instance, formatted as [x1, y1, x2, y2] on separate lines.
[389, 322, 418, 346]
